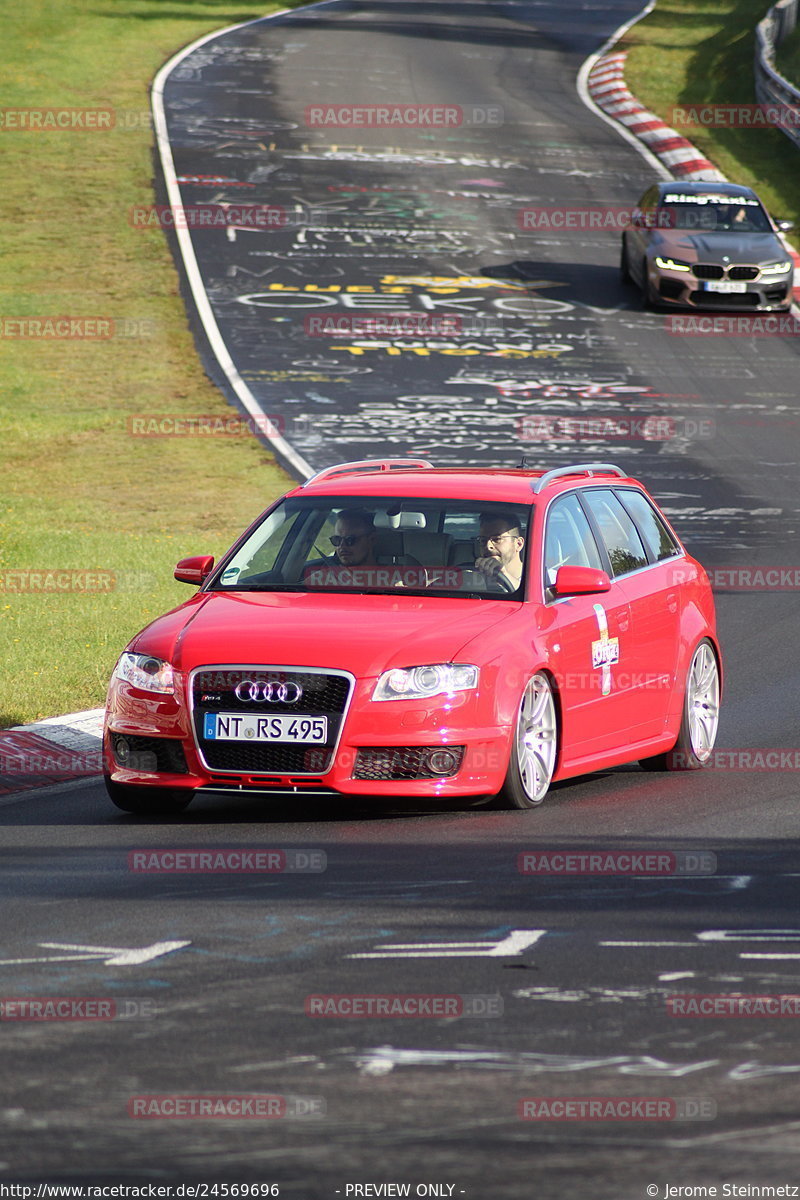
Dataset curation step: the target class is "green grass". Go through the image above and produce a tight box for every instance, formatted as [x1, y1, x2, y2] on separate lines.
[622, 0, 800, 228]
[0, 0, 312, 727]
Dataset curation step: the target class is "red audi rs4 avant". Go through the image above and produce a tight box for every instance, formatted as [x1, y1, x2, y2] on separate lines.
[104, 460, 722, 814]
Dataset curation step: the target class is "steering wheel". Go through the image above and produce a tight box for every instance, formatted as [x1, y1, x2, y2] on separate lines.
[457, 567, 516, 594]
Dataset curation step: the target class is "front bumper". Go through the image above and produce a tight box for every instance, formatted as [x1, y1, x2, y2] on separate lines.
[652, 265, 792, 311]
[104, 671, 511, 799]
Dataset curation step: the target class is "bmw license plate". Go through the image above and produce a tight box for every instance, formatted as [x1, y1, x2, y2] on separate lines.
[203, 713, 328, 743]
[703, 280, 748, 293]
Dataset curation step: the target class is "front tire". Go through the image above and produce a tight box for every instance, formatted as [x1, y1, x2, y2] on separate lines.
[620, 238, 632, 283]
[105, 776, 194, 815]
[640, 639, 720, 772]
[495, 673, 558, 809]
[640, 257, 661, 309]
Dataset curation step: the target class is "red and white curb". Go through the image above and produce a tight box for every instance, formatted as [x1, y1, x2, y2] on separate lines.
[585, 50, 800, 295]
[587, 52, 726, 180]
[0, 709, 104, 797]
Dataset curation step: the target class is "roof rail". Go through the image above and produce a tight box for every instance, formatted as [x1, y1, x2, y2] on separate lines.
[531, 463, 627, 494]
[302, 458, 435, 487]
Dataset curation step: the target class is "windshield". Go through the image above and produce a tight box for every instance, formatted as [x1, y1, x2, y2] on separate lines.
[211, 496, 531, 599]
[656, 192, 772, 233]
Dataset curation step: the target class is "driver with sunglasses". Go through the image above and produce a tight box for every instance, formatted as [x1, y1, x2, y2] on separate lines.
[329, 510, 378, 567]
[302, 509, 379, 585]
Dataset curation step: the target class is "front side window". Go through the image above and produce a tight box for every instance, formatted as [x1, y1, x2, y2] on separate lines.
[543, 493, 603, 589]
[581, 489, 648, 578]
[211, 497, 531, 599]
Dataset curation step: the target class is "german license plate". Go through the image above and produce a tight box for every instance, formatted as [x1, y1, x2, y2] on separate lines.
[203, 713, 328, 743]
[703, 280, 748, 293]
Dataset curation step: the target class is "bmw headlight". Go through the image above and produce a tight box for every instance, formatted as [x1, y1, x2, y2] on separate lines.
[761, 260, 793, 273]
[655, 256, 692, 272]
[372, 663, 479, 702]
[113, 652, 175, 694]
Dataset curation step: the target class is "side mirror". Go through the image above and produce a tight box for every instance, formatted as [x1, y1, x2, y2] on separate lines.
[174, 555, 215, 585]
[777, 218, 795, 232]
[552, 565, 611, 596]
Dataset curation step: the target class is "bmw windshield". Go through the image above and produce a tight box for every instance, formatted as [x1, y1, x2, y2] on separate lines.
[656, 192, 773, 232]
[209, 497, 532, 598]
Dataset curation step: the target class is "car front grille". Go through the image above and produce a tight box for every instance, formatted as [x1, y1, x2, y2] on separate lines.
[191, 667, 353, 775]
[693, 264, 724, 280]
[693, 263, 760, 281]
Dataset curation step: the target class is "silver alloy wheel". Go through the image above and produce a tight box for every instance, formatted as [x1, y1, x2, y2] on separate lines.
[516, 674, 558, 804]
[686, 642, 720, 761]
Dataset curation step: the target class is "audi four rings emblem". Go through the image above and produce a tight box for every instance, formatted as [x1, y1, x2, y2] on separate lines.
[234, 681, 304, 703]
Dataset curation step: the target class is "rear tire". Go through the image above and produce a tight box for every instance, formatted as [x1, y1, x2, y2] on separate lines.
[105, 776, 194, 815]
[639, 639, 720, 772]
[495, 673, 558, 809]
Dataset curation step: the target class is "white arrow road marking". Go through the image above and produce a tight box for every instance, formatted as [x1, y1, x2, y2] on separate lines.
[348, 930, 546, 959]
[0, 940, 191, 967]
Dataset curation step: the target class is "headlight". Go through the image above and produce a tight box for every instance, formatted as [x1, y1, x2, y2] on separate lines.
[372, 663, 479, 702]
[654, 256, 692, 272]
[113, 652, 175, 694]
[761, 260, 793, 273]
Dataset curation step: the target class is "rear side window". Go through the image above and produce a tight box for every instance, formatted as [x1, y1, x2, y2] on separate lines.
[581, 489, 648, 577]
[617, 489, 680, 561]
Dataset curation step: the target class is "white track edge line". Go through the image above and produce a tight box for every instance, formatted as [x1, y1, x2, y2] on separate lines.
[150, 4, 346, 482]
[576, 0, 672, 182]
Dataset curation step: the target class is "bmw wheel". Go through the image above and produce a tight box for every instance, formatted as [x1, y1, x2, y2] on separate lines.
[496, 673, 558, 809]
[641, 258, 659, 309]
[105, 777, 194, 815]
[620, 238, 632, 283]
[640, 639, 720, 772]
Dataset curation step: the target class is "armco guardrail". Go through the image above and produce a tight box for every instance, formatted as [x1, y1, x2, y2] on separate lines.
[755, 0, 800, 150]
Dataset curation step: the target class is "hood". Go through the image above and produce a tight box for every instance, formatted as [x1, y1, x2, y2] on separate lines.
[653, 229, 785, 265]
[131, 590, 518, 679]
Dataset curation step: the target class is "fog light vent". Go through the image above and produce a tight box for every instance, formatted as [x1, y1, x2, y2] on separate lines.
[353, 746, 465, 781]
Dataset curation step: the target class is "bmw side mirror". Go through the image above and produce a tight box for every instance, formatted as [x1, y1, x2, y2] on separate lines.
[174, 555, 215, 585]
[552, 566, 611, 596]
[777, 218, 795, 232]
